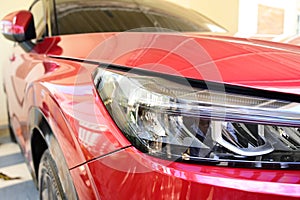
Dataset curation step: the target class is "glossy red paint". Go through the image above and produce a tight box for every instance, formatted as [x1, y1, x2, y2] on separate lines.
[1, 10, 35, 41]
[87, 147, 300, 199]
[4, 22, 300, 200]
[46, 33, 300, 95]
[5, 33, 300, 199]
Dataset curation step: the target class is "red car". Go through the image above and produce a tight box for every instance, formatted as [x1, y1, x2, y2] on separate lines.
[1, 0, 300, 199]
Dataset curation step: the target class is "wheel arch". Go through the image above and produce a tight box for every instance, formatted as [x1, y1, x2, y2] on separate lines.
[31, 127, 48, 184]
[28, 106, 78, 199]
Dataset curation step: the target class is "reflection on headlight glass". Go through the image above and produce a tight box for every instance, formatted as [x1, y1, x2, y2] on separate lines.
[93, 68, 300, 168]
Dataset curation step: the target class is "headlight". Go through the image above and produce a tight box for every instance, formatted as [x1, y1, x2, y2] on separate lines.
[93, 67, 300, 169]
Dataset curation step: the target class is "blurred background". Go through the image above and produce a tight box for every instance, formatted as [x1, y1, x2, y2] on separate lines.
[1, 0, 300, 127]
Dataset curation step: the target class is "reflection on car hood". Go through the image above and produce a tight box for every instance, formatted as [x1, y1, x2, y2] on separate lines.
[42, 32, 300, 95]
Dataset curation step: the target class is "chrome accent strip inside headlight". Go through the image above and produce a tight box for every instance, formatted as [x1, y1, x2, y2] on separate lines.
[93, 67, 300, 169]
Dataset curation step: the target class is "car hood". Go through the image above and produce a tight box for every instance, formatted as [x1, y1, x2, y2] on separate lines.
[40, 32, 300, 95]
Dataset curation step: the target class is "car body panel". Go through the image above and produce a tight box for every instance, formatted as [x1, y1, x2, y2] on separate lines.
[4, 31, 300, 199]
[70, 164, 99, 200]
[3, 0, 300, 199]
[86, 147, 300, 199]
[41, 32, 300, 95]
[5, 45, 132, 169]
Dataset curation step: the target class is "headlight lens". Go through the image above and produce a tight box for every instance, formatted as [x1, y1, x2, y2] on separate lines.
[93, 67, 300, 169]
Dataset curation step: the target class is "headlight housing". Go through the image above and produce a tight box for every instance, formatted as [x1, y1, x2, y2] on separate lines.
[93, 66, 300, 169]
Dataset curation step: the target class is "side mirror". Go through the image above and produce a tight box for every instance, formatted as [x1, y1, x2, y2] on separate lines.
[1, 10, 36, 42]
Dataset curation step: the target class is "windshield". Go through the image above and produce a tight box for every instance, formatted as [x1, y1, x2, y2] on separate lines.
[54, 0, 226, 34]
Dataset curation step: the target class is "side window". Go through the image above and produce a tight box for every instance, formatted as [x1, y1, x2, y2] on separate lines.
[30, 0, 47, 40]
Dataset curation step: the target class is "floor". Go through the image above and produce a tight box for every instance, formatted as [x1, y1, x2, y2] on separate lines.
[0, 127, 39, 200]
